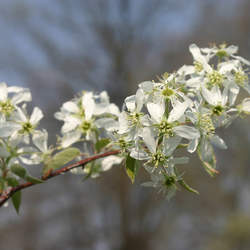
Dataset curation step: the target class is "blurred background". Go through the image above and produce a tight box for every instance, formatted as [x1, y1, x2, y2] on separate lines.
[1, 0, 250, 249]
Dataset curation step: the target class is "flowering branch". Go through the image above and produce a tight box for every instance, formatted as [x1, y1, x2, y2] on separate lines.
[1, 42, 250, 212]
[0, 150, 120, 208]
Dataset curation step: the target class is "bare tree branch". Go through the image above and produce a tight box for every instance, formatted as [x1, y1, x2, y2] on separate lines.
[0, 149, 120, 208]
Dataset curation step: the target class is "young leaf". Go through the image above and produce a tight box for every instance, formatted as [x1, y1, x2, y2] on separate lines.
[11, 164, 27, 179]
[43, 147, 80, 174]
[10, 165, 44, 184]
[178, 179, 199, 195]
[25, 175, 44, 184]
[95, 138, 110, 152]
[6, 177, 19, 187]
[125, 155, 139, 183]
[12, 191, 22, 214]
[0, 177, 5, 192]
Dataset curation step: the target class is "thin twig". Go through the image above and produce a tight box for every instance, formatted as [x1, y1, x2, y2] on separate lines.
[0, 150, 120, 208]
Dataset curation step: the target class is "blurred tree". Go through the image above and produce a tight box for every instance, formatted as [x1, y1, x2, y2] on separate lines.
[1, 1, 250, 250]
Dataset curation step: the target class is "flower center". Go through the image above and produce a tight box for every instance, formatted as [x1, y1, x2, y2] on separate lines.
[158, 121, 174, 137]
[80, 120, 92, 132]
[164, 175, 176, 187]
[152, 151, 166, 167]
[212, 105, 224, 116]
[162, 87, 174, 98]
[234, 71, 248, 86]
[216, 50, 228, 59]
[194, 61, 203, 72]
[0, 99, 14, 116]
[20, 122, 34, 134]
[207, 70, 224, 87]
[128, 112, 142, 126]
[198, 113, 215, 135]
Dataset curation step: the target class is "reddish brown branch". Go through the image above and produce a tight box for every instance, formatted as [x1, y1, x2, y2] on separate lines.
[0, 150, 120, 208]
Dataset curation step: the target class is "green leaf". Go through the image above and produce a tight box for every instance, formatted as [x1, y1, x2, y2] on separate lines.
[11, 164, 27, 179]
[10, 165, 44, 184]
[6, 177, 19, 187]
[178, 179, 199, 195]
[125, 155, 139, 183]
[95, 138, 110, 152]
[0, 177, 5, 192]
[25, 175, 44, 184]
[12, 191, 21, 214]
[43, 147, 80, 174]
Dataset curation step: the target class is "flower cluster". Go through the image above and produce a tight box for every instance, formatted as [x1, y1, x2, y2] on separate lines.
[112, 43, 250, 198]
[1, 43, 250, 210]
[0, 82, 47, 198]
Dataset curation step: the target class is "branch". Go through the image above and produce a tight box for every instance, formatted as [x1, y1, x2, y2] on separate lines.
[0, 150, 120, 208]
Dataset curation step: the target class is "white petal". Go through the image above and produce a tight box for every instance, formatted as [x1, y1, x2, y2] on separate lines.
[107, 103, 120, 116]
[61, 116, 81, 133]
[189, 44, 212, 72]
[147, 101, 165, 123]
[163, 136, 182, 156]
[232, 55, 250, 65]
[178, 65, 195, 75]
[130, 149, 149, 160]
[139, 81, 154, 92]
[8, 86, 25, 93]
[167, 100, 189, 123]
[218, 60, 238, 74]
[124, 95, 136, 112]
[241, 98, 250, 112]
[228, 82, 239, 106]
[101, 155, 123, 171]
[11, 90, 32, 105]
[174, 125, 200, 140]
[226, 45, 238, 55]
[99, 91, 109, 104]
[200, 137, 213, 162]
[82, 92, 95, 120]
[14, 107, 28, 122]
[221, 87, 228, 106]
[118, 112, 129, 134]
[142, 127, 156, 154]
[62, 101, 79, 113]
[0, 82, 8, 101]
[0, 122, 21, 137]
[201, 87, 217, 106]
[210, 135, 227, 149]
[135, 88, 144, 112]
[32, 130, 48, 152]
[30, 107, 43, 125]
[95, 118, 119, 131]
[61, 130, 82, 148]
[187, 138, 199, 153]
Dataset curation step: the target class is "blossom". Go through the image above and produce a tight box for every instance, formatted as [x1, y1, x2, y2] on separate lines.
[0, 106, 43, 144]
[118, 88, 149, 139]
[0, 82, 31, 117]
[146, 99, 200, 153]
[55, 91, 120, 148]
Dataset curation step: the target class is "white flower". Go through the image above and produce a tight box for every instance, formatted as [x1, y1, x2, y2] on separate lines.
[201, 85, 228, 107]
[118, 89, 149, 139]
[0, 106, 43, 144]
[189, 44, 213, 73]
[239, 98, 250, 113]
[55, 91, 120, 147]
[146, 99, 199, 153]
[0, 82, 31, 116]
